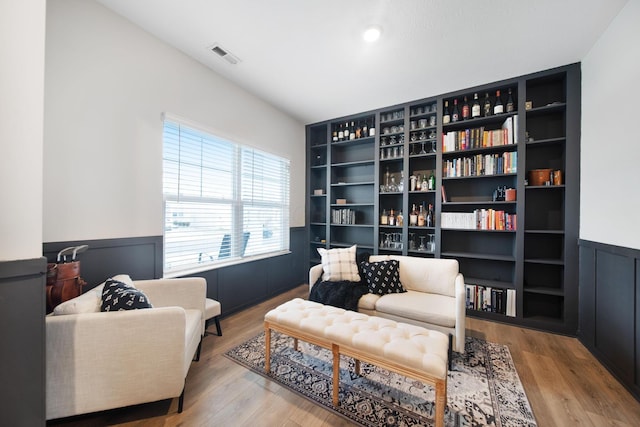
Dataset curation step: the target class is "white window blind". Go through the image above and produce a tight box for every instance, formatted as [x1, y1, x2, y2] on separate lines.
[163, 119, 290, 275]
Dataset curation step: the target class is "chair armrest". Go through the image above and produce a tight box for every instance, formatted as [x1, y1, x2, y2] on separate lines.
[135, 277, 206, 334]
[453, 273, 466, 352]
[309, 264, 323, 292]
[46, 307, 187, 419]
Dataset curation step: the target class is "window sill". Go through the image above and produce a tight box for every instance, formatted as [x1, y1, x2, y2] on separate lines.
[163, 250, 292, 279]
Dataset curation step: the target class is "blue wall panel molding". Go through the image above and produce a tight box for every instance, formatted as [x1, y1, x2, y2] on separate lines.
[42, 227, 307, 316]
[0, 257, 47, 426]
[578, 239, 640, 402]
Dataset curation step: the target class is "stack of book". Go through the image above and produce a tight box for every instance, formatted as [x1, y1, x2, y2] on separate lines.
[465, 284, 516, 316]
[442, 116, 517, 152]
[331, 208, 356, 225]
[441, 210, 516, 230]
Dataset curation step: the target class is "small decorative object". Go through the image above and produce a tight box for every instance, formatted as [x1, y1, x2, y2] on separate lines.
[314, 189, 324, 195]
[525, 101, 533, 110]
[529, 169, 553, 186]
[505, 188, 516, 201]
[336, 199, 347, 205]
[553, 170, 563, 185]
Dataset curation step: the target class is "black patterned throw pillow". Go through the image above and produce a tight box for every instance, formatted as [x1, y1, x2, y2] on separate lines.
[100, 279, 153, 311]
[360, 260, 406, 295]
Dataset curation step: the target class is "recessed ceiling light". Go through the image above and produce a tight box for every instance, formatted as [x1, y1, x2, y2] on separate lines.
[363, 26, 382, 42]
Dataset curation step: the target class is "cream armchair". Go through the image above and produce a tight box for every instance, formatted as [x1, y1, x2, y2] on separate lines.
[45, 276, 206, 420]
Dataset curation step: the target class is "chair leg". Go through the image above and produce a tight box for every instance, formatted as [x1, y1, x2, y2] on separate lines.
[178, 387, 185, 413]
[448, 333, 453, 371]
[214, 316, 222, 336]
[194, 338, 202, 362]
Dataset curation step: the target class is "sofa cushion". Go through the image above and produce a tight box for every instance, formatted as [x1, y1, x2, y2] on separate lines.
[357, 292, 380, 311]
[374, 290, 457, 328]
[360, 260, 406, 295]
[53, 274, 134, 315]
[101, 279, 153, 311]
[369, 255, 459, 297]
[317, 245, 361, 282]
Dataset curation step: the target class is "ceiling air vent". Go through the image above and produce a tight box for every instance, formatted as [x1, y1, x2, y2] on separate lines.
[208, 43, 240, 65]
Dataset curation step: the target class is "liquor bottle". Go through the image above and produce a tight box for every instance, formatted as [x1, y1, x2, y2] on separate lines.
[418, 204, 426, 226]
[426, 203, 434, 227]
[471, 93, 481, 118]
[397, 210, 404, 226]
[380, 209, 388, 225]
[362, 120, 368, 137]
[337, 123, 344, 141]
[428, 170, 435, 191]
[332, 126, 338, 142]
[452, 99, 460, 122]
[369, 120, 376, 136]
[421, 174, 428, 191]
[483, 92, 492, 117]
[506, 88, 514, 113]
[349, 121, 356, 140]
[344, 121, 350, 139]
[462, 96, 470, 120]
[493, 90, 504, 115]
[409, 204, 418, 226]
[388, 209, 396, 226]
[442, 100, 451, 124]
[355, 121, 362, 139]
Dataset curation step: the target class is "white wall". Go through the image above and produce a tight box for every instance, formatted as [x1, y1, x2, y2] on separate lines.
[581, 0, 640, 250]
[44, 0, 305, 243]
[0, 0, 46, 261]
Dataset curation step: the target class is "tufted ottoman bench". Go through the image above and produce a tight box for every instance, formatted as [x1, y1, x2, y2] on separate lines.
[264, 298, 449, 427]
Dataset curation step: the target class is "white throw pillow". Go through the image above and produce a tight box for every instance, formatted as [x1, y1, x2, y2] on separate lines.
[317, 245, 361, 282]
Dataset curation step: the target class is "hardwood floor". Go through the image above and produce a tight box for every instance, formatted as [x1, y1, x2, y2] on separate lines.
[48, 285, 640, 427]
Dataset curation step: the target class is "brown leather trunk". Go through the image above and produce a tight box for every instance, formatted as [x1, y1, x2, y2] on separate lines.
[46, 261, 87, 313]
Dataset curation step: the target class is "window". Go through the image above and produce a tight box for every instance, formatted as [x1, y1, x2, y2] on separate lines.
[162, 117, 290, 276]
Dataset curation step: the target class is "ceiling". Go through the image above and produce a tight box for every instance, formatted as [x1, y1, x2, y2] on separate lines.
[96, 0, 627, 124]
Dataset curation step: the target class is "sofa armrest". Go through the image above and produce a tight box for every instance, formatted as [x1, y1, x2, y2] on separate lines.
[453, 273, 466, 352]
[309, 264, 323, 292]
[46, 307, 187, 419]
[135, 277, 206, 334]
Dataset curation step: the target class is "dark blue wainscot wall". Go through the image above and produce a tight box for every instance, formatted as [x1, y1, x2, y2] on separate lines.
[578, 239, 640, 401]
[43, 227, 307, 316]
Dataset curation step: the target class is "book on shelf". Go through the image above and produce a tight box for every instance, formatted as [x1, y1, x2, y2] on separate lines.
[442, 115, 517, 152]
[465, 284, 516, 317]
[441, 210, 516, 230]
[443, 151, 517, 177]
[331, 208, 356, 225]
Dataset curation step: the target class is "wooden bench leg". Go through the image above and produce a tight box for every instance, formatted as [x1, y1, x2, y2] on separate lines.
[264, 324, 271, 373]
[434, 379, 446, 427]
[293, 337, 299, 351]
[332, 344, 340, 406]
[355, 359, 361, 376]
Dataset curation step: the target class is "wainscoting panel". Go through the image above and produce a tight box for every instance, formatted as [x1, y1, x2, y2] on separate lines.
[0, 257, 47, 426]
[43, 228, 307, 316]
[43, 236, 163, 289]
[579, 239, 640, 401]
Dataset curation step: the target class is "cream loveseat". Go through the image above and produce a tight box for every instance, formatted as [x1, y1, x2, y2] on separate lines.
[310, 254, 466, 354]
[46, 275, 206, 420]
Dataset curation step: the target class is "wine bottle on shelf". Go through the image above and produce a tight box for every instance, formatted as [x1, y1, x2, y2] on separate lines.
[506, 88, 514, 113]
[389, 209, 396, 226]
[349, 121, 356, 140]
[344, 121, 350, 139]
[428, 170, 435, 191]
[442, 100, 451, 124]
[397, 210, 404, 226]
[380, 209, 388, 225]
[427, 203, 434, 227]
[471, 93, 481, 118]
[362, 120, 368, 137]
[493, 90, 504, 114]
[410, 204, 418, 226]
[452, 99, 460, 122]
[483, 92, 492, 117]
[355, 121, 362, 139]
[369, 120, 376, 136]
[332, 126, 338, 142]
[337, 123, 344, 141]
[418, 204, 426, 227]
[462, 96, 470, 120]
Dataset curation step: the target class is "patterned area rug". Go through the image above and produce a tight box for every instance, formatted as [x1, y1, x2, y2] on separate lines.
[225, 332, 536, 427]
